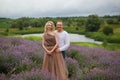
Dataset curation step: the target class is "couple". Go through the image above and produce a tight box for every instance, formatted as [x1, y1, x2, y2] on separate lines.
[42, 21, 70, 80]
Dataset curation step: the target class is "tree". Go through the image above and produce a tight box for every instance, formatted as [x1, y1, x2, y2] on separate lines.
[5, 28, 9, 32]
[103, 26, 113, 35]
[11, 21, 17, 28]
[85, 15, 101, 32]
[106, 19, 114, 24]
[106, 18, 119, 24]
[15, 19, 24, 30]
[30, 19, 42, 27]
[23, 21, 30, 28]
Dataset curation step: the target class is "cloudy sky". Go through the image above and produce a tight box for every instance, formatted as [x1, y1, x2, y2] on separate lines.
[0, 0, 120, 18]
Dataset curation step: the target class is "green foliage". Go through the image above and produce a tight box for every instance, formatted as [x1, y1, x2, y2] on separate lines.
[106, 19, 114, 24]
[102, 40, 108, 47]
[72, 42, 120, 51]
[10, 17, 29, 30]
[75, 27, 79, 30]
[84, 72, 109, 80]
[106, 35, 120, 43]
[4, 28, 9, 33]
[25, 77, 44, 80]
[85, 32, 106, 41]
[106, 18, 119, 24]
[67, 62, 78, 78]
[64, 26, 85, 34]
[85, 32, 120, 44]
[1, 27, 43, 35]
[0, 16, 120, 44]
[30, 56, 43, 67]
[67, 50, 88, 67]
[85, 15, 101, 32]
[0, 37, 120, 80]
[65, 57, 81, 79]
[19, 26, 23, 30]
[24, 36, 42, 41]
[71, 42, 102, 48]
[16, 64, 32, 73]
[0, 18, 12, 28]
[105, 43, 120, 50]
[0, 54, 18, 74]
[103, 26, 113, 35]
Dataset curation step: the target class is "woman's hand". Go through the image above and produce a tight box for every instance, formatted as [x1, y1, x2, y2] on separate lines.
[46, 50, 52, 56]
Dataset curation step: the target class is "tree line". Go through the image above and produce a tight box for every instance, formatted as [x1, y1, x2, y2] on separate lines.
[0, 15, 120, 34]
[9, 16, 86, 30]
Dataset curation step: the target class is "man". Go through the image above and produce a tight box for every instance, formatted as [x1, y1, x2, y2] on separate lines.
[56, 21, 70, 59]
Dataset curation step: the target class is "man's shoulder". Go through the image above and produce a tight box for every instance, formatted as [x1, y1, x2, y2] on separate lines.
[63, 30, 69, 34]
[55, 30, 69, 35]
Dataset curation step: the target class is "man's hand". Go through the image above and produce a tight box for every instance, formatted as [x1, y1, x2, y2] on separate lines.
[56, 48, 60, 53]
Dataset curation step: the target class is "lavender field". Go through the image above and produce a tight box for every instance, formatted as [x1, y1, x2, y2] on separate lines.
[0, 37, 120, 80]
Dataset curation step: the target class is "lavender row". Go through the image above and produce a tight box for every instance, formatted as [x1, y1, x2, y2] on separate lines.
[0, 37, 120, 80]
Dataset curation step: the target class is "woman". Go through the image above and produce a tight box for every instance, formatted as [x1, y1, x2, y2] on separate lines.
[42, 21, 68, 80]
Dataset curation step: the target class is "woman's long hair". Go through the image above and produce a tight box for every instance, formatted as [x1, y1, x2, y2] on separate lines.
[44, 21, 55, 33]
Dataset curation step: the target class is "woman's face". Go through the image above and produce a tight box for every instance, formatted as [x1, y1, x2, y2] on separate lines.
[47, 23, 53, 31]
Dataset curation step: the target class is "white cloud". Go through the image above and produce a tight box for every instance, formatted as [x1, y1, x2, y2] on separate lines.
[0, 0, 120, 18]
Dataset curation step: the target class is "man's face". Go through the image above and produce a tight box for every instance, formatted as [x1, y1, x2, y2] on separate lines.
[56, 22, 63, 30]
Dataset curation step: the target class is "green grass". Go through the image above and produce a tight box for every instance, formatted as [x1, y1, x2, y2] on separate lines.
[104, 43, 120, 50]
[23, 36, 42, 41]
[0, 22, 10, 28]
[64, 26, 85, 34]
[0, 18, 12, 28]
[71, 42, 102, 47]
[85, 32, 120, 43]
[71, 42, 120, 51]
[0, 27, 44, 35]
[114, 27, 120, 33]
[12, 36, 120, 51]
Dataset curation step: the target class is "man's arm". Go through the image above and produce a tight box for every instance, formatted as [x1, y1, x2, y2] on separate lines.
[59, 32, 70, 51]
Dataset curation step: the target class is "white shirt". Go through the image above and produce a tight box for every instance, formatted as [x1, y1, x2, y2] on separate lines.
[56, 30, 70, 51]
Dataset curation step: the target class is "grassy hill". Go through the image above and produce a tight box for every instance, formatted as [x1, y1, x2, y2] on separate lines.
[0, 18, 12, 28]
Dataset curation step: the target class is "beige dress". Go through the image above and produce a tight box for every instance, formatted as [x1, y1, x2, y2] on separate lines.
[42, 33, 68, 80]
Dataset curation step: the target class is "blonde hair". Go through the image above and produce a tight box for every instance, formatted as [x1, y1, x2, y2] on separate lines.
[44, 21, 55, 33]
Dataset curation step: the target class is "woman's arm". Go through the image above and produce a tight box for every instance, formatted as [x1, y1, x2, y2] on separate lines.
[49, 33, 59, 53]
[42, 35, 51, 54]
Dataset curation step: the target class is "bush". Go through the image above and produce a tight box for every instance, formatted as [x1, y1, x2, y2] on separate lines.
[103, 26, 113, 35]
[65, 57, 81, 80]
[67, 50, 88, 67]
[102, 40, 108, 47]
[0, 37, 44, 74]
[85, 32, 106, 41]
[9, 69, 57, 80]
[106, 35, 120, 43]
[106, 19, 119, 24]
[5, 28, 9, 32]
[85, 15, 101, 32]
[0, 54, 17, 74]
